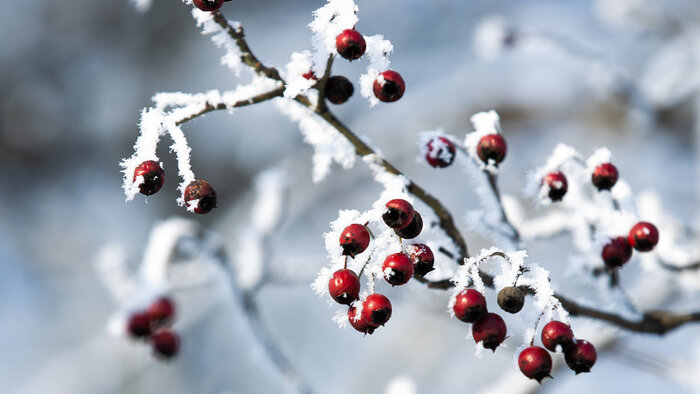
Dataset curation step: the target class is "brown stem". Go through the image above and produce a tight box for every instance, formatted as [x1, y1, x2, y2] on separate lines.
[175, 86, 285, 125]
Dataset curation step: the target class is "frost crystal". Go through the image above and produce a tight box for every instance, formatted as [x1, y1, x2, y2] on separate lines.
[192, 8, 245, 76]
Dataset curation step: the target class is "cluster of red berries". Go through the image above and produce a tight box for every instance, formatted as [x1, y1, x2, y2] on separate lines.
[311, 29, 405, 105]
[452, 288, 511, 352]
[424, 133, 507, 169]
[127, 296, 180, 360]
[330, 199, 432, 334]
[540, 162, 619, 203]
[602, 221, 659, 267]
[192, 0, 232, 12]
[133, 160, 218, 214]
[518, 321, 597, 382]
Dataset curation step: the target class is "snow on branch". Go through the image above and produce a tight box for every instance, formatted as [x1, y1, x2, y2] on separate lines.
[309, 0, 359, 72]
[192, 8, 246, 76]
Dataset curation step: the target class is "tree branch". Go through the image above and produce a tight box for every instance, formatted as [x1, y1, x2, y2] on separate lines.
[175, 86, 285, 125]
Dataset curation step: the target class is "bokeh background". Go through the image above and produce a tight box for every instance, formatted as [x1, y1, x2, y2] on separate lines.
[1, 0, 699, 393]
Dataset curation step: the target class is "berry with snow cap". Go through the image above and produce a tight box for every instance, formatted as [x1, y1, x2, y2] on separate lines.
[382, 253, 414, 286]
[373, 70, 405, 103]
[407, 243, 435, 277]
[184, 180, 217, 214]
[348, 304, 375, 335]
[542, 170, 567, 202]
[133, 160, 165, 196]
[425, 137, 456, 168]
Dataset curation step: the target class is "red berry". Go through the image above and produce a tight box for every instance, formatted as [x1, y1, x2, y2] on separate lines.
[591, 163, 618, 191]
[393, 211, 423, 239]
[518, 346, 553, 383]
[336, 29, 366, 60]
[348, 305, 375, 335]
[564, 339, 597, 374]
[407, 243, 435, 277]
[453, 289, 488, 323]
[362, 293, 392, 327]
[542, 171, 567, 202]
[472, 313, 507, 352]
[425, 137, 456, 168]
[373, 70, 405, 103]
[601, 236, 632, 267]
[541, 321, 574, 352]
[339, 223, 371, 257]
[325, 75, 354, 105]
[382, 253, 414, 286]
[133, 160, 165, 196]
[127, 312, 152, 338]
[151, 329, 180, 359]
[477, 134, 507, 165]
[184, 180, 217, 214]
[328, 269, 361, 305]
[302, 70, 317, 80]
[382, 199, 414, 229]
[193, 0, 224, 11]
[628, 221, 659, 252]
[147, 297, 176, 327]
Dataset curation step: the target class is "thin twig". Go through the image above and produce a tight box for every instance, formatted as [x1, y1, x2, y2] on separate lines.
[175, 86, 286, 125]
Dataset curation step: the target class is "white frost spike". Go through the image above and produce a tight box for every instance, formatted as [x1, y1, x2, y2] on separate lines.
[275, 98, 356, 182]
[586, 147, 613, 169]
[120, 108, 166, 201]
[494, 250, 526, 291]
[465, 110, 503, 173]
[451, 247, 501, 292]
[359, 35, 394, 107]
[162, 117, 196, 205]
[283, 51, 317, 99]
[309, 0, 359, 69]
[192, 8, 245, 76]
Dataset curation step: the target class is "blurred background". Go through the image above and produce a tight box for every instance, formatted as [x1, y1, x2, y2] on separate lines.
[1, 0, 700, 393]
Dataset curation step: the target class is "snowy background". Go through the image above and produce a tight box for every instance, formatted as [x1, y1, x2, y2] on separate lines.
[1, 0, 700, 393]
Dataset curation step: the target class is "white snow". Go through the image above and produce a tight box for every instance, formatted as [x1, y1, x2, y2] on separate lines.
[358, 35, 394, 107]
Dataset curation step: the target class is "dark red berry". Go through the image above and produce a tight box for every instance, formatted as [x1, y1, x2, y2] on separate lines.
[382, 199, 415, 229]
[373, 70, 405, 103]
[452, 289, 487, 323]
[184, 180, 217, 214]
[407, 243, 435, 277]
[564, 339, 597, 374]
[602, 236, 632, 267]
[339, 223, 371, 257]
[425, 137, 456, 168]
[382, 253, 414, 286]
[133, 160, 165, 196]
[477, 134, 507, 165]
[325, 75, 354, 105]
[518, 346, 553, 383]
[362, 293, 392, 327]
[628, 221, 659, 252]
[543, 171, 567, 202]
[193, 0, 224, 11]
[348, 305, 375, 335]
[591, 163, 619, 191]
[497, 286, 524, 314]
[127, 312, 152, 338]
[472, 313, 507, 352]
[541, 321, 574, 352]
[151, 329, 180, 359]
[328, 269, 361, 305]
[147, 297, 176, 327]
[394, 211, 423, 239]
[336, 29, 366, 60]
[302, 70, 317, 80]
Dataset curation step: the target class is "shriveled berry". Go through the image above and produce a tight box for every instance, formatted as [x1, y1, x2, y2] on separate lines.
[336, 29, 366, 60]
[127, 312, 152, 339]
[133, 160, 165, 196]
[407, 243, 435, 276]
[373, 70, 405, 103]
[602, 236, 632, 267]
[425, 137, 456, 168]
[339, 223, 371, 257]
[543, 170, 567, 202]
[328, 269, 360, 305]
[382, 199, 414, 229]
[147, 297, 176, 327]
[151, 329, 180, 359]
[564, 339, 597, 374]
[541, 321, 574, 352]
[472, 313, 507, 352]
[325, 75, 354, 105]
[184, 180, 217, 214]
[518, 346, 553, 383]
[348, 304, 375, 335]
[362, 293, 392, 327]
[452, 289, 487, 323]
[591, 163, 619, 191]
[382, 253, 414, 286]
[628, 221, 659, 252]
[394, 211, 423, 239]
[497, 286, 524, 314]
[477, 134, 507, 165]
[193, 0, 224, 11]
